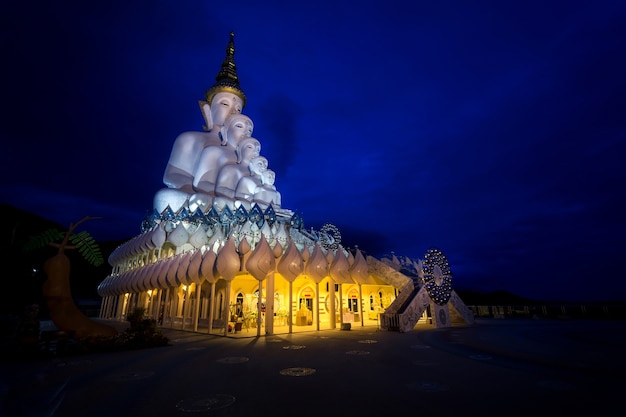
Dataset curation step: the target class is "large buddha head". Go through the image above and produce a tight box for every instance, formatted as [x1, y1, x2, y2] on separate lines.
[219, 113, 253, 146]
[236, 137, 261, 163]
[205, 32, 246, 126]
[248, 156, 269, 176]
[210, 92, 244, 128]
[261, 169, 276, 186]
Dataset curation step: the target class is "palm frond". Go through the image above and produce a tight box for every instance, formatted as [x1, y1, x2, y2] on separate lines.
[69, 230, 104, 267]
[22, 229, 65, 252]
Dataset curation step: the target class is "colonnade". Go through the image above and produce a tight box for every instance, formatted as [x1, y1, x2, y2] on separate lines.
[99, 273, 397, 336]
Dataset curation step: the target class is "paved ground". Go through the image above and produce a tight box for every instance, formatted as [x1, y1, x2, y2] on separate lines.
[2, 318, 624, 417]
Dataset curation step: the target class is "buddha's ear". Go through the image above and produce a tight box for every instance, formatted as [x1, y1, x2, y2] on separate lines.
[199, 100, 213, 131]
[219, 125, 228, 145]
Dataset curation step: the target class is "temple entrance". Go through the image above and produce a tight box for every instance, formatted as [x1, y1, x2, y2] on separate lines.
[298, 297, 313, 312]
[247, 288, 265, 330]
[296, 287, 314, 326]
[345, 288, 360, 323]
[367, 290, 384, 321]
[234, 293, 244, 317]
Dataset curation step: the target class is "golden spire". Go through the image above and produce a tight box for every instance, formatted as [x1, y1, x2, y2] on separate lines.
[205, 32, 247, 108]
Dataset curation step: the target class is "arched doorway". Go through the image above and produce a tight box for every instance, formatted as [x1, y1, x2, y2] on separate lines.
[234, 292, 244, 318]
[296, 287, 314, 326]
[346, 287, 360, 323]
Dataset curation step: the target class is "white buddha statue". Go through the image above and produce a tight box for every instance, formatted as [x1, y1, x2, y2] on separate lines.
[214, 138, 262, 199]
[192, 113, 253, 195]
[154, 32, 247, 214]
[235, 156, 269, 201]
[253, 169, 282, 208]
[161, 91, 242, 194]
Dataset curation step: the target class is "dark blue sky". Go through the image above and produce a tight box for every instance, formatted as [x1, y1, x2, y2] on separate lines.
[2, 1, 625, 302]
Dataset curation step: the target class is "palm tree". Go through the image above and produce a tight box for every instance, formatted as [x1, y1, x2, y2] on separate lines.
[24, 216, 117, 339]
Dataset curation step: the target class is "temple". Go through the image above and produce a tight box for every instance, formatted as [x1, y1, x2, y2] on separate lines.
[97, 33, 474, 336]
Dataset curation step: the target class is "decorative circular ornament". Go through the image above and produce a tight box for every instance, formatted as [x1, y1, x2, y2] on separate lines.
[422, 248, 453, 305]
[406, 380, 449, 392]
[410, 344, 431, 350]
[216, 356, 249, 364]
[106, 371, 155, 382]
[176, 394, 235, 412]
[280, 367, 316, 377]
[346, 350, 370, 355]
[469, 354, 493, 361]
[413, 360, 439, 367]
[282, 344, 306, 350]
[319, 223, 341, 251]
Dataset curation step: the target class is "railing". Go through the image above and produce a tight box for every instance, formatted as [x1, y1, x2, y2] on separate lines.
[382, 281, 414, 315]
[397, 286, 421, 314]
[381, 287, 431, 332]
[468, 304, 626, 320]
[380, 313, 400, 330]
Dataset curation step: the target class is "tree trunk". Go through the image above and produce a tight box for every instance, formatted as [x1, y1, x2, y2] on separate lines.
[43, 253, 117, 339]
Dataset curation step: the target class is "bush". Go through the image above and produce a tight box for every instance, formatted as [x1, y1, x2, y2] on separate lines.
[119, 318, 168, 349]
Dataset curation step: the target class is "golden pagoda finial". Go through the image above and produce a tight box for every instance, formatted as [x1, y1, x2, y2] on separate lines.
[205, 32, 246, 108]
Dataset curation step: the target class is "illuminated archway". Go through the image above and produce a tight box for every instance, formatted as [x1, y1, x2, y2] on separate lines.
[346, 287, 360, 322]
[296, 286, 314, 326]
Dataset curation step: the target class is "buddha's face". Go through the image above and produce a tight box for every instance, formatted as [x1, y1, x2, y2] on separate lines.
[225, 115, 253, 144]
[239, 138, 261, 162]
[210, 92, 244, 126]
[263, 170, 275, 185]
[249, 157, 268, 175]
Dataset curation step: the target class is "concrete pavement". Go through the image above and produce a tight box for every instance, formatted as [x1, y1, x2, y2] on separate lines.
[2, 318, 624, 416]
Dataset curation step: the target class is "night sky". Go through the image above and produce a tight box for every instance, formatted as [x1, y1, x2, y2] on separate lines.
[2, 1, 625, 302]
